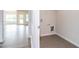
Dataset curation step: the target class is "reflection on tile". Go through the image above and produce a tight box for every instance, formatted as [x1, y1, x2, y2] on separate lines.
[2, 25, 30, 48]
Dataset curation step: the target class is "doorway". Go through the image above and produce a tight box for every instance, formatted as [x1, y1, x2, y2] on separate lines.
[2, 10, 30, 48]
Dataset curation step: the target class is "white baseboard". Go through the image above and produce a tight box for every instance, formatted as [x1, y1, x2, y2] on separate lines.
[56, 33, 79, 47]
[40, 32, 56, 37]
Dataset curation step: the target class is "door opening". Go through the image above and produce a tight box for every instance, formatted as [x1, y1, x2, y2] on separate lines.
[2, 10, 30, 48]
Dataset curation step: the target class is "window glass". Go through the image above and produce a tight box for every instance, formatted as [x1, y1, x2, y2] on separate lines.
[19, 14, 24, 19]
[18, 14, 24, 24]
[5, 11, 17, 24]
[19, 19, 24, 24]
[26, 14, 29, 22]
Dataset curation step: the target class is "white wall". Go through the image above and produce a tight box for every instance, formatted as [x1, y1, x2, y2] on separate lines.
[31, 10, 40, 48]
[40, 10, 56, 36]
[0, 10, 4, 42]
[56, 10, 79, 47]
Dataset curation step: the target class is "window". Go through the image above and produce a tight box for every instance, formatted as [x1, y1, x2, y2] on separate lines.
[5, 11, 17, 24]
[5, 10, 29, 25]
[18, 14, 24, 24]
[26, 14, 29, 22]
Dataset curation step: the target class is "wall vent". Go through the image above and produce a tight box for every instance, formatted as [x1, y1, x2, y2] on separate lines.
[50, 26, 54, 31]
